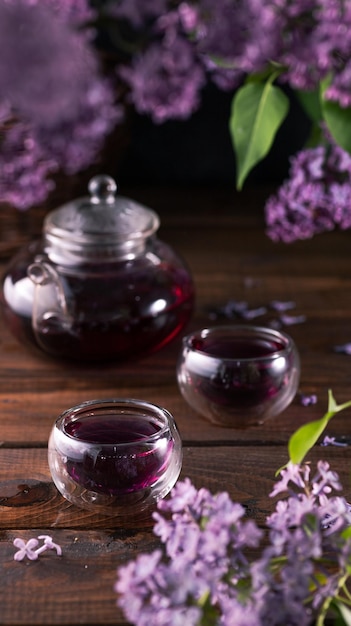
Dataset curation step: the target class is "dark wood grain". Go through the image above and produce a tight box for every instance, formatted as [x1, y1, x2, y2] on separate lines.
[1, 185, 351, 624]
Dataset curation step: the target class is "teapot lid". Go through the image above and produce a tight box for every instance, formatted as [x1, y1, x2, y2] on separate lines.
[43, 175, 160, 263]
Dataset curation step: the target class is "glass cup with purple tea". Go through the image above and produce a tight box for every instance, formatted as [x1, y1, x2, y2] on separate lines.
[48, 399, 182, 517]
[176, 325, 300, 427]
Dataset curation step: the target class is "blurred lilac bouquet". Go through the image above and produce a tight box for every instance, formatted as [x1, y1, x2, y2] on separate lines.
[116, 392, 351, 625]
[0, 0, 121, 210]
[2, 1, 351, 242]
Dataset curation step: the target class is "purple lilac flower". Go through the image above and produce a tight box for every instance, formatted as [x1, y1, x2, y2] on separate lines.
[0, 122, 58, 210]
[0, 77, 120, 210]
[321, 435, 349, 447]
[155, 481, 262, 571]
[117, 479, 264, 624]
[178, 0, 279, 91]
[270, 300, 296, 312]
[120, 30, 206, 123]
[315, 2, 351, 107]
[0, 1, 121, 210]
[36, 77, 121, 175]
[241, 306, 268, 320]
[300, 393, 318, 406]
[116, 550, 207, 626]
[265, 461, 351, 621]
[326, 61, 351, 108]
[108, 0, 351, 112]
[117, 473, 351, 625]
[192, 0, 278, 71]
[334, 342, 351, 354]
[0, 1, 97, 129]
[13, 537, 39, 561]
[270, 462, 311, 498]
[279, 313, 307, 326]
[265, 0, 351, 105]
[311, 460, 342, 498]
[251, 558, 314, 626]
[37, 535, 62, 556]
[271, 0, 328, 91]
[265, 141, 351, 242]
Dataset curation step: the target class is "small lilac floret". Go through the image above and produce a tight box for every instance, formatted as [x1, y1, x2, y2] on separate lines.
[300, 393, 318, 406]
[265, 140, 351, 243]
[270, 300, 296, 312]
[37, 535, 62, 556]
[270, 461, 310, 498]
[241, 306, 267, 320]
[334, 343, 351, 355]
[279, 313, 306, 326]
[321, 435, 349, 448]
[13, 535, 62, 561]
[13, 537, 39, 561]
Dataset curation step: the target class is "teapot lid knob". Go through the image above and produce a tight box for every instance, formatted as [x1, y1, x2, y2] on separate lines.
[88, 175, 117, 204]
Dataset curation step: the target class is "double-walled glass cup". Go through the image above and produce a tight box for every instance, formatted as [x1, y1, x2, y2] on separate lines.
[48, 398, 182, 516]
[177, 325, 300, 428]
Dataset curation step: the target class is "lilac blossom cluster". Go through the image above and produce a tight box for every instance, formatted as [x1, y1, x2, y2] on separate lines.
[3, 0, 351, 212]
[265, 141, 351, 242]
[108, 0, 351, 121]
[0, 0, 120, 210]
[116, 465, 351, 626]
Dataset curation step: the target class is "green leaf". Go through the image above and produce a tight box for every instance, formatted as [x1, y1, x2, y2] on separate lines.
[295, 88, 323, 123]
[342, 526, 351, 540]
[288, 390, 351, 465]
[245, 64, 284, 84]
[320, 77, 351, 154]
[329, 599, 351, 626]
[229, 80, 289, 190]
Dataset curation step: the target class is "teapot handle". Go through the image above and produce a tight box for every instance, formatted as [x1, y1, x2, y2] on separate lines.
[27, 258, 73, 342]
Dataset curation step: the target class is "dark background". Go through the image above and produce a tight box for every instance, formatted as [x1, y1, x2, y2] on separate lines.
[116, 84, 311, 190]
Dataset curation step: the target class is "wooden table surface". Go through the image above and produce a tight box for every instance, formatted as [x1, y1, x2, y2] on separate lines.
[1, 184, 351, 625]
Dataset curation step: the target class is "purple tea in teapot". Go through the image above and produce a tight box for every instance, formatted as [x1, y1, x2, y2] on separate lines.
[1, 176, 194, 361]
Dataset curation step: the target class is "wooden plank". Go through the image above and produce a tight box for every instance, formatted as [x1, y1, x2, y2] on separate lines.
[1, 386, 351, 446]
[0, 446, 350, 530]
[1, 325, 351, 445]
[0, 528, 147, 625]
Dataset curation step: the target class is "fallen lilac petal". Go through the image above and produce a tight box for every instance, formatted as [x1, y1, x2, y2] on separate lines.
[270, 300, 296, 312]
[221, 300, 249, 316]
[334, 343, 351, 355]
[279, 314, 306, 326]
[320, 436, 337, 447]
[241, 306, 267, 319]
[300, 393, 318, 406]
[37, 535, 62, 555]
[321, 435, 350, 448]
[13, 537, 39, 561]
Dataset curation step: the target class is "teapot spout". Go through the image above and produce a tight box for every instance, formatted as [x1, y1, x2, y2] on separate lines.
[27, 259, 73, 341]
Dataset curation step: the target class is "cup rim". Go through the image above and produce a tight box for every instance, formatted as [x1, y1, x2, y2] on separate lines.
[55, 398, 173, 446]
[182, 324, 295, 362]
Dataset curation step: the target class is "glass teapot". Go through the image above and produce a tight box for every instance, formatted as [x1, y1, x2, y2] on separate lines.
[1, 176, 195, 361]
